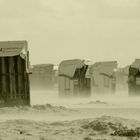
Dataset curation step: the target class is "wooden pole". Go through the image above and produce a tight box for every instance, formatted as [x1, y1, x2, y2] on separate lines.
[9, 57, 16, 99]
[1, 57, 7, 102]
[17, 56, 24, 99]
[26, 73, 30, 105]
[24, 51, 30, 105]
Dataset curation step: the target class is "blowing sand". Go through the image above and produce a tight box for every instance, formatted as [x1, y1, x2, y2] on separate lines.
[0, 90, 140, 140]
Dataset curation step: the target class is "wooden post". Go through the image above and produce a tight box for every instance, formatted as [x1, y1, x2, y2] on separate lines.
[24, 51, 30, 104]
[26, 73, 30, 105]
[9, 57, 16, 99]
[23, 61, 28, 99]
[17, 56, 24, 99]
[1, 57, 8, 102]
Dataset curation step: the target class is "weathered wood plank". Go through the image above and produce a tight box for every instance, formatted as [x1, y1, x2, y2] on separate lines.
[1, 58, 7, 100]
[9, 57, 16, 99]
[17, 56, 24, 99]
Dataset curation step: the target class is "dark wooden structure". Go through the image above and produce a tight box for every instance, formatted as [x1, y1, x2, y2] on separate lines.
[58, 59, 91, 97]
[30, 64, 54, 90]
[0, 41, 30, 107]
[128, 59, 140, 95]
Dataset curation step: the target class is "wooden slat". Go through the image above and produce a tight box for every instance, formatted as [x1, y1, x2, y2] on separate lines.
[17, 56, 24, 99]
[23, 61, 27, 99]
[1, 57, 8, 101]
[9, 57, 16, 99]
[26, 73, 30, 105]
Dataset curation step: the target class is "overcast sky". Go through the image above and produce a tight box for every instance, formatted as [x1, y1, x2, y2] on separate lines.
[0, 0, 140, 67]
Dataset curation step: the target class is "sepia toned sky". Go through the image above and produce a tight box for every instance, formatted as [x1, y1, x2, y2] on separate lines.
[0, 0, 140, 67]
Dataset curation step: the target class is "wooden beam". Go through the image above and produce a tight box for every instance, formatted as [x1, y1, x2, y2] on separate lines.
[9, 57, 16, 99]
[1, 57, 8, 101]
[17, 56, 24, 99]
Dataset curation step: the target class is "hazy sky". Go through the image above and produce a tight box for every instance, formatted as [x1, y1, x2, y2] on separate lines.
[0, 0, 140, 67]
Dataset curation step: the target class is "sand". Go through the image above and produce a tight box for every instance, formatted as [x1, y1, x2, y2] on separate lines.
[0, 90, 140, 140]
